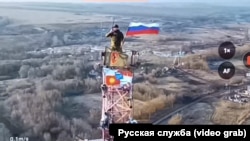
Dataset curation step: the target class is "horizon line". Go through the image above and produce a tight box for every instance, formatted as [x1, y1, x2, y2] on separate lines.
[0, 1, 249, 6]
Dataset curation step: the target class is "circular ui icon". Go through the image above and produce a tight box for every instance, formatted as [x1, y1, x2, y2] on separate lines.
[243, 52, 250, 69]
[218, 41, 236, 60]
[218, 61, 235, 79]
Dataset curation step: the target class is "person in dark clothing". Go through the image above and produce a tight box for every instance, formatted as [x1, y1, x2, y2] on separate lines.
[100, 112, 110, 129]
[106, 24, 124, 53]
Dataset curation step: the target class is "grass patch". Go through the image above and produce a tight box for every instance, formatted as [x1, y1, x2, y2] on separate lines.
[212, 100, 250, 124]
[133, 83, 176, 119]
[168, 114, 183, 125]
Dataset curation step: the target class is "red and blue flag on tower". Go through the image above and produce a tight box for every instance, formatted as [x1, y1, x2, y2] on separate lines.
[126, 22, 160, 36]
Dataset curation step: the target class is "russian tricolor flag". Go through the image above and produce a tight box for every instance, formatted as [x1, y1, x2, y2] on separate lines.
[126, 22, 160, 36]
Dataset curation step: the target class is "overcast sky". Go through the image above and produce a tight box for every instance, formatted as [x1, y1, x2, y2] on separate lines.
[0, 0, 249, 4]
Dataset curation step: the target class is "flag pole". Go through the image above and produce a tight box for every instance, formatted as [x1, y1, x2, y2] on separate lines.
[111, 17, 115, 31]
[121, 24, 129, 49]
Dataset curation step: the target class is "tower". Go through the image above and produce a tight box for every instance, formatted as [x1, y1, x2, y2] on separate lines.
[99, 48, 139, 141]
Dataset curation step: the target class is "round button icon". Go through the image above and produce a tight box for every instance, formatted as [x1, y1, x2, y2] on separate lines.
[243, 52, 250, 69]
[218, 41, 236, 59]
[218, 61, 235, 79]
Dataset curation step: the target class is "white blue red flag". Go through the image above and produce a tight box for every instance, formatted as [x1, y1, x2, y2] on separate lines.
[126, 22, 160, 36]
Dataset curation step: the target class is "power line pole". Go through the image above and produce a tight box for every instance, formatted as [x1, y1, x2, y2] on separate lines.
[245, 28, 249, 41]
[100, 21, 103, 45]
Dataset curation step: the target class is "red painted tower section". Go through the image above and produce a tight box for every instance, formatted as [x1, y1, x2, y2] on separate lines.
[100, 49, 139, 141]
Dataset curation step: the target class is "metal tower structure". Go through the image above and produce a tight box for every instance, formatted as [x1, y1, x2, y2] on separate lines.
[173, 46, 184, 67]
[100, 48, 139, 141]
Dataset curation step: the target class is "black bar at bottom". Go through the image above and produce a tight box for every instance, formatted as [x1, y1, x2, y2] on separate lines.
[109, 124, 250, 141]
